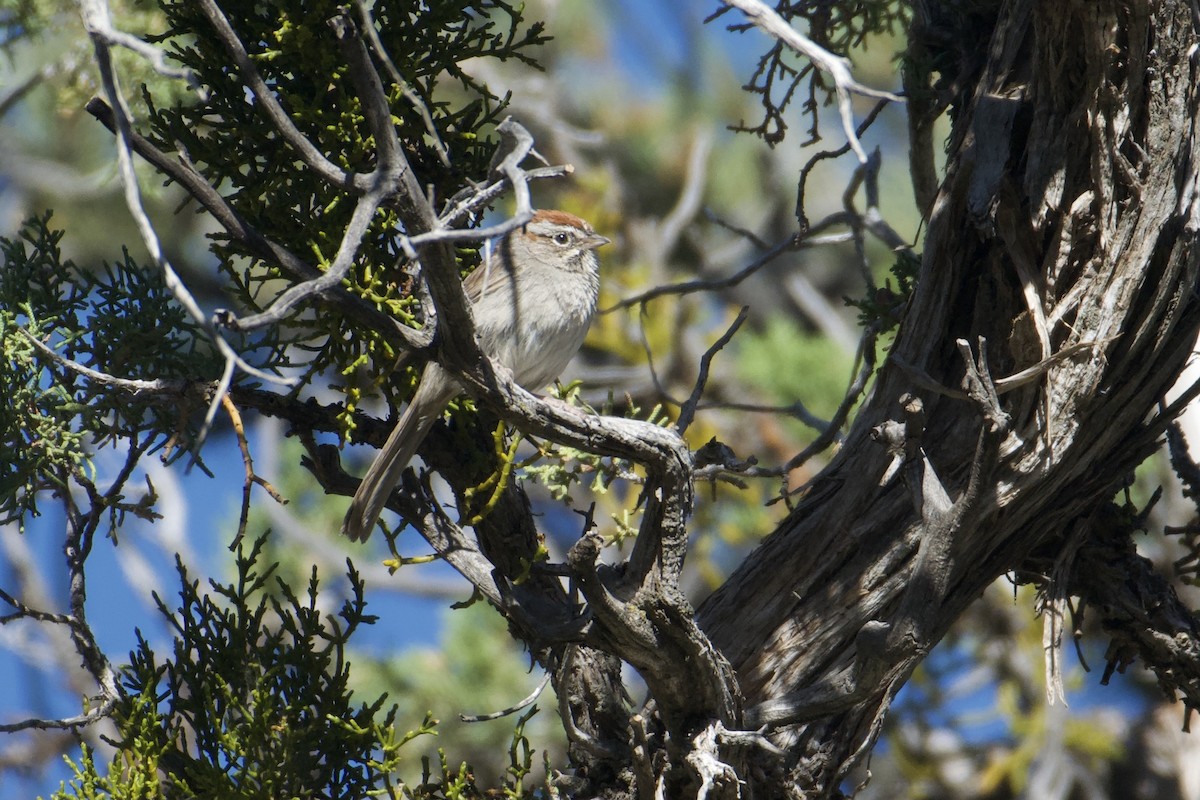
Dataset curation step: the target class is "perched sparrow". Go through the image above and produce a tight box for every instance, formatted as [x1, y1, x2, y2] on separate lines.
[342, 210, 609, 542]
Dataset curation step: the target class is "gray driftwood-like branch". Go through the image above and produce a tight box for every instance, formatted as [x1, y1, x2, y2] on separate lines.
[698, 1, 1200, 794]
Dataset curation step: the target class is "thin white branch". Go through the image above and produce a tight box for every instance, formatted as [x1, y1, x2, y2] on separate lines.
[19, 328, 188, 394]
[86, 20, 197, 88]
[79, 0, 295, 451]
[784, 272, 859, 355]
[194, 0, 353, 188]
[721, 0, 903, 163]
[650, 129, 713, 269]
[0, 699, 119, 734]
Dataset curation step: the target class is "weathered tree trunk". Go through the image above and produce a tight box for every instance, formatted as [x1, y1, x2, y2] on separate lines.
[699, 1, 1200, 794]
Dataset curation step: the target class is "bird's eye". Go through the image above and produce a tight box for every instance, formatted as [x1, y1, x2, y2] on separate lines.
[552, 232, 571, 245]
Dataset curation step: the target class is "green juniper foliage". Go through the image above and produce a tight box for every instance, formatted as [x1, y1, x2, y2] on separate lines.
[846, 249, 920, 334]
[0, 213, 217, 526]
[53, 537, 545, 799]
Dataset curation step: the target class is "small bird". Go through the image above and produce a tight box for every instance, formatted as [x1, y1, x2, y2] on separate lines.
[342, 210, 609, 542]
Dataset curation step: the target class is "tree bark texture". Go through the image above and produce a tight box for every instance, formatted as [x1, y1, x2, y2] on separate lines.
[698, 1, 1200, 794]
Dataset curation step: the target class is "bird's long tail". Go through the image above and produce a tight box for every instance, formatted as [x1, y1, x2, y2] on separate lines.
[341, 364, 457, 542]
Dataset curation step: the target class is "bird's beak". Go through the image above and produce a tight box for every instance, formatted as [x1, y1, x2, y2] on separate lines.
[584, 233, 611, 250]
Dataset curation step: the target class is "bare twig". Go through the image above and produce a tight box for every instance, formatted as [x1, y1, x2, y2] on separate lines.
[218, 188, 391, 332]
[485, 116, 540, 221]
[1040, 523, 1088, 706]
[849, 149, 918, 262]
[785, 271, 860, 354]
[0, 701, 119, 734]
[0, 530, 118, 738]
[678, 307, 750, 434]
[720, 0, 903, 163]
[699, 398, 832, 434]
[352, 0, 451, 167]
[81, 0, 295, 455]
[0, 63, 60, 118]
[646, 130, 713, 270]
[892, 337, 1110, 403]
[195, 0, 357, 189]
[956, 338, 1010, 433]
[781, 326, 878, 475]
[19, 327, 192, 395]
[438, 164, 572, 229]
[460, 671, 552, 722]
[703, 209, 771, 249]
[0, 588, 72, 627]
[607, 236, 796, 311]
[223, 396, 287, 552]
[990, 338, 1112, 394]
[83, 17, 197, 88]
[607, 211, 855, 312]
[796, 98, 890, 229]
[0, 439, 154, 736]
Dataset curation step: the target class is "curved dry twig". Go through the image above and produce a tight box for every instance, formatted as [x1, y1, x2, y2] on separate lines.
[720, 0, 903, 163]
[677, 307, 750, 434]
[81, 0, 295, 454]
[195, 0, 356, 189]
